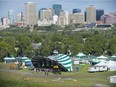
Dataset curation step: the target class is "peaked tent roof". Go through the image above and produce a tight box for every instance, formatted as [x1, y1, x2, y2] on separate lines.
[4, 57, 16, 60]
[48, 54, 73, 71]
[95, 60, 116, 67]
[111, 55, 116, 58]
[88, 54, 97, 59]
[97, 55, 108, 59]
[76, 52, 86, 57]
[95, 60, 108, 66]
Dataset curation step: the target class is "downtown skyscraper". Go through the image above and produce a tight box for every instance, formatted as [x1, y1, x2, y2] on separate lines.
[25, 2, 37, 26]
[72, 8, 81, 14]
[8, 10, 14, 24]
[53, 4, 63, 16]
[86, 5, 96, 23]
[96, 9, 104, 21]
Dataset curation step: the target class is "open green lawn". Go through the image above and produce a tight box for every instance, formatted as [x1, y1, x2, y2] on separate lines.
[0, 63, 116, 87]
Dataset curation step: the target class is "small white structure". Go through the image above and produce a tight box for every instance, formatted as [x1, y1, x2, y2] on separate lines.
[73, 52, 87, 64]
[88, 66, 107, 72]
[97, 55, 108, 61]
[72, 58, 79, 64]
[76, 52, 86, 58]
[110, 75, 116, 83]
[3, 57, 16, 63]
[38, 19, 54, 26]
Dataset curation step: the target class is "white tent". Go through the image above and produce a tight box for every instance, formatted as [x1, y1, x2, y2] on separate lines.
[76, 52, 86, 57]
[111, 55, 116, 58]
[107, 61, 116, 71]
[97, 55, 108, 59]
[95, 60, 108, 66]
[3, 57, 16, 63]
[110, 55, 116, 61]
[95, 60, 116, 71]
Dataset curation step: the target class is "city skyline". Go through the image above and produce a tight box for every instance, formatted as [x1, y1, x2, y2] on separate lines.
[0, 0, 116, 19]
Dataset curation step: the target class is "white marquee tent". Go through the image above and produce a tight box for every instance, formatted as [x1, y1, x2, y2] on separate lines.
[95, 60, 116, 71]
[97, 55, 108, 59]
[75, 52, 86, 58]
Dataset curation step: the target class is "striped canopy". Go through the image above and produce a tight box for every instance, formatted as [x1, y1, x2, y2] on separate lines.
[48, 54, 73, 71]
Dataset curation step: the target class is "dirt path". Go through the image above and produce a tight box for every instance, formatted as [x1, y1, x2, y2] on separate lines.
[0, 69, 52, 77]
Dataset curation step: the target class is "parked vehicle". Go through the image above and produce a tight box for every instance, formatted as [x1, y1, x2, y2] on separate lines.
[88, 66, 108, 72]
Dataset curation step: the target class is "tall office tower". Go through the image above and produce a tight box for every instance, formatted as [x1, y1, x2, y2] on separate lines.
[16, 12, 24, 23]
[68, 14, 75, 24]
[53, 4, 62, 16]
[60, 11, 69, 25]
[53, 15, 58, 24]
[86, 5, 96, 23]
[84, 11, 86, 22]
[25, 2, 37, 26]
[21, 12, 24, 21]
[16, 13, 21, 23]
[74, 13, 84, 24]
[96, 9, 104, 21]
[57, 16, 66, 26]
[39, 8, 53, 20]
[8, 10, 14, 24]
[39, 8, 47, 19]
[0, 22, 2, 26]
[72, 8, 81, 14]
[1, 17, 10, 26]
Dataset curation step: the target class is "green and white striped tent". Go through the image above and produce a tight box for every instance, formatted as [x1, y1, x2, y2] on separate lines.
[48, 54, 73, 71]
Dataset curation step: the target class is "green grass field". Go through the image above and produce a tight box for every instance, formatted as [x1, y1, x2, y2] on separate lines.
[0, 63, 116, 87]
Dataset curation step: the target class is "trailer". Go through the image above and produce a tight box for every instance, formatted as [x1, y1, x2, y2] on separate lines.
[88, 66, 108, 72]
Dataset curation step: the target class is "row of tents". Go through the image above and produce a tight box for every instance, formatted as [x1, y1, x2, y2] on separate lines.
[88, 60, 116, 72]
[3, 52, 116, 72]
[75, 52, 116, 59]
[73, 52, 116, 64]
[3, 56, 32, 66]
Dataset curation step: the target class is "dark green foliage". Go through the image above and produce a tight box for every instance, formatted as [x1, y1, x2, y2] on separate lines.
[0, 26, 116, 61]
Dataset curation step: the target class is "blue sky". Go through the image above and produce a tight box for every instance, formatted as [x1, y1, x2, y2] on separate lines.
[0, 0, 116, 18]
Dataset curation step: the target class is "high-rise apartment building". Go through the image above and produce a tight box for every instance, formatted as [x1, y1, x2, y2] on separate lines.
[16, 12, 25, 27]
[16, 12, 24, 23]
[74, 13, 84, 24]
[1, 17, 10, 26]
[53, 15, 58, 24]
[8, 10, 14, 24]
[53, 4, 62, 16]
[96, 9, 104, 21]
[68, 14, 75, 24]
[84, 11, 87, 22]
[25, 2, 37, 26]
[60, 11, 69, 25]
[39, 8, 53, 20]
[86, 5, 96, 23]
[72, 8, 81, 14]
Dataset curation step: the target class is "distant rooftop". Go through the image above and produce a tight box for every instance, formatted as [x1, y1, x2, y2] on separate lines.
[26, 2, 35, 4]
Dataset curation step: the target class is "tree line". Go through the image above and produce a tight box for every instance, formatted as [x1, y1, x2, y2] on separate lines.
[0, 25, 116, 61]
